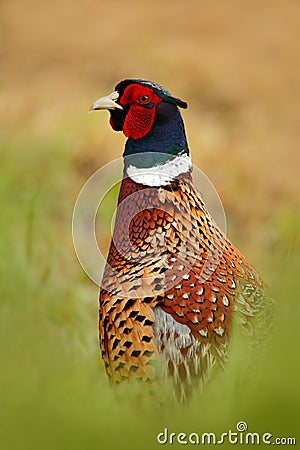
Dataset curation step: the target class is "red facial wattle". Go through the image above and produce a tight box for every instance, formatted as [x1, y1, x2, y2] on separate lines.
[109, 117, 118, 131]
[119, 84, 162, 139]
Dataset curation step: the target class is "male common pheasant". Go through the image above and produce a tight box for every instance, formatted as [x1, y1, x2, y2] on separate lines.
[90, 79, 271, 403]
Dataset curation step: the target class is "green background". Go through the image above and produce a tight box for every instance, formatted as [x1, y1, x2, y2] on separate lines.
[1, 0, 299, 448]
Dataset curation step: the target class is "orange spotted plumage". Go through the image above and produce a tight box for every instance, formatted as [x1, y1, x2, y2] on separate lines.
[90, 79, 272, 403]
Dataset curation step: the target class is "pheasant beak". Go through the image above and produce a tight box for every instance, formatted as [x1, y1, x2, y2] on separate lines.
[89, 91, 123, 112]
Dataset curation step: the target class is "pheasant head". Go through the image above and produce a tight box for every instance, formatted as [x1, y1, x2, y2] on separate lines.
[90, 79, 192, 181]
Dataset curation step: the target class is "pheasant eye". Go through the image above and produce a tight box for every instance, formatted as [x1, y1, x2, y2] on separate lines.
[137, 95, 150, 105]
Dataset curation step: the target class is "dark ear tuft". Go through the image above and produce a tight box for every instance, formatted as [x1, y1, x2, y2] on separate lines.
[173, 97, 188, 109]
[159, 93, 188, 109]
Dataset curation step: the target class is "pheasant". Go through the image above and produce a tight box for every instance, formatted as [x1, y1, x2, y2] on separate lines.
[90, 78, 272, 403]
